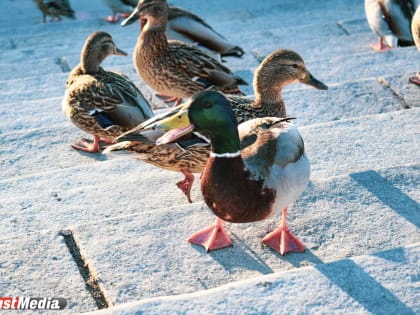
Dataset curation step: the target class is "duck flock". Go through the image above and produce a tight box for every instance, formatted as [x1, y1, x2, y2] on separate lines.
[34, 0, 420, 256]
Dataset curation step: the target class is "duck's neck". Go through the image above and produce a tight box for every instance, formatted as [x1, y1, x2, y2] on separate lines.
[254, 85, 286, 117]
[81, 50, 103, 74]
[209, 126, 241, 156]
[140, 21, 168, 55]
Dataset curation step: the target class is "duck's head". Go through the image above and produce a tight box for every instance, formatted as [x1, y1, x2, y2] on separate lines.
[156, 91, 240, 154]
[81, 31, 127, 73]
[121, 0, 169, 30]
[254, 49, 327, 102]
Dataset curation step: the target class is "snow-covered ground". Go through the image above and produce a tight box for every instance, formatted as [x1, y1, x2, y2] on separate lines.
[0, 0, 419, 314]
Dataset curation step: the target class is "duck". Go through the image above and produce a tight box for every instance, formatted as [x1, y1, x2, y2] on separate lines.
[102, 1, 244, 59]
[33, 0, 75, 23]
[100, 0, 138, 23]
[165, 6, 244, 60]
[104, 49, 327, 203]
[62, 31, 154, 153]
[120, 0, 247, 106]
[364, 0, 419, 51]
[154, 90, 310, 255]
[409, 5, 420, 85]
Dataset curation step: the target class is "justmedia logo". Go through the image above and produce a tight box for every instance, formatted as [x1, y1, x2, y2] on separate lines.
[0, 297, 67, 310]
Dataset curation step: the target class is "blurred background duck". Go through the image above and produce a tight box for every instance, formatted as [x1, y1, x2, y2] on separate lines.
[121, 0, 247, 106]
[364, 0, 420, 51]
[100, 0, 138, 23]
[62, 31, 154, 153]
[104, 49, 327, 203]
[102, 0, 244, 59]
[154, 91, 310, 255]
[410, 5, 420, 84]
[33, 0, 75, 23]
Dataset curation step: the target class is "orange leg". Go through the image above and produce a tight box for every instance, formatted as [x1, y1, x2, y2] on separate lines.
[176, 169, 194, 203]
[188, 218, 232, 252]
[369, 37, 392, 51]
[156, 94, 183, 107]
[104, 13, 120, 23]
[262, 207, 305, 255]
[409, 73, 420, 85]
[71, 135, 112, 153]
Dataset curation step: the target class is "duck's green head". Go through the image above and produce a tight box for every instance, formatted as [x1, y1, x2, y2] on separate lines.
[156, 91, 240, 154]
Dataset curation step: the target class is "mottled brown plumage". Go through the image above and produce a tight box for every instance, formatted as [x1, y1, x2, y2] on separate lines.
[62, 31, 154, 152]
[121, 0, 247, 105]
[33, 0, 75, 23]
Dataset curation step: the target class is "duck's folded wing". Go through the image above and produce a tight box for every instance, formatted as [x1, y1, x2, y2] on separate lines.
[168, 43, 247, 88]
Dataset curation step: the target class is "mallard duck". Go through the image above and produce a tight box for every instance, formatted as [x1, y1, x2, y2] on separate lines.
[121, 0, 247, 106]
[62, 31, 154, 153]
[104, 49, 327, 202]
[154, 90, 310, 255]
[166, 6, 244, 59]
[410, 6, 420, 85]
[364, 0, 419, 51]
[33, 0, 75, 23]
[100, 0, 138, 23]
[102, 1, 244, 58]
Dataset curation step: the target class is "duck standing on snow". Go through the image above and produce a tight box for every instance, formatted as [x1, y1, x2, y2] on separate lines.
[154, 91, 310, 255]
[410, 6, 420, 84]
[120, 0, 247, 106]
[100, 0, 138, 23]
[62, 31, 154, 153]
[33, 0, 75, 23]
[364, 0, 420, 51]
[104, 49, 327, 203]
[103, 1, 244, 59]
[165, 6, 244, 59]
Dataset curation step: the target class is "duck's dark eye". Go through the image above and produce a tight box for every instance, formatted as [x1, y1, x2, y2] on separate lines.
[292, 64, 299, 68]
[202, 102, 212, 109]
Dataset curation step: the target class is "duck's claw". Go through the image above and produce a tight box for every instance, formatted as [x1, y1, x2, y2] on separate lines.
[188, 218, 232, 252]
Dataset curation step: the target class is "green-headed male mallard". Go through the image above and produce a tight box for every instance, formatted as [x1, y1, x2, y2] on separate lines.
[121, 0, 247, 106]
[364, 0, 419, 51]
[34, 0, 75, 23]
[62, 31, 154, 153]
[104, 49, 327, 202]
[155, 90, 310, 256]
[410, 5, 420, 85]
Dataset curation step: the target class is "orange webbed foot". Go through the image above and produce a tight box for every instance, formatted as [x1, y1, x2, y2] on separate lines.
[188, 218, 232, 252]
[262, 208, 305, 256]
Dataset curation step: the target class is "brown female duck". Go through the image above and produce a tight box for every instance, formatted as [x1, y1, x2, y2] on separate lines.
[121, 0, 247, 106]
[62, 31, 154, 153]
[104, 49, 327, 202]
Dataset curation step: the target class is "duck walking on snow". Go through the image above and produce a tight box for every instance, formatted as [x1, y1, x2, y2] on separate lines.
[364, 0, 419, 51]
[155, 91, 310, 255]
[104, 49, 327, 203]
[121, 0, 247, 106]
[62, 31, 154, 153]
